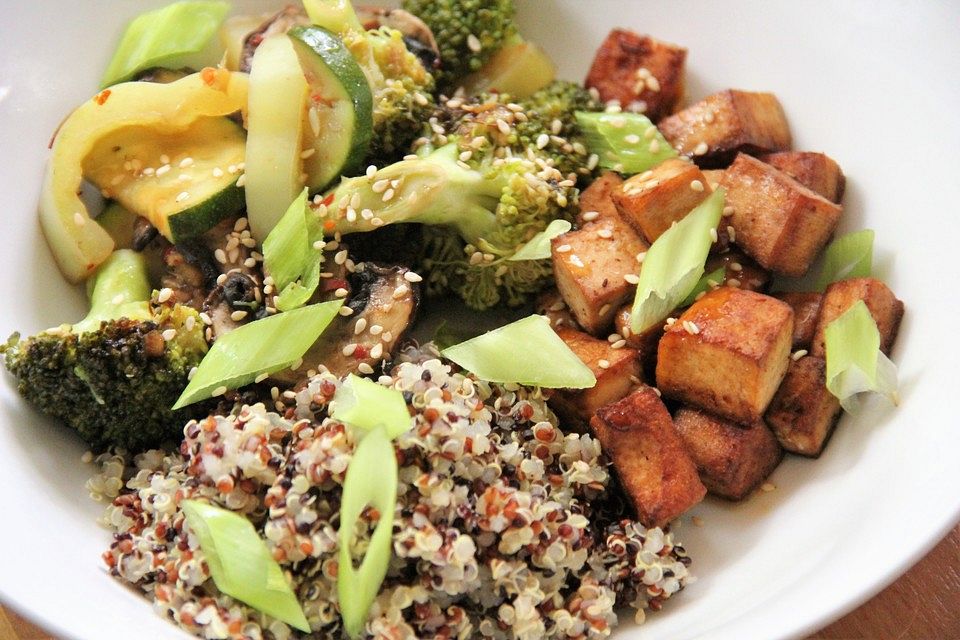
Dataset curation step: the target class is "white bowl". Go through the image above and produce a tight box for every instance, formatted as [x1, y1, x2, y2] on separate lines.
[2, 2, 959, 639]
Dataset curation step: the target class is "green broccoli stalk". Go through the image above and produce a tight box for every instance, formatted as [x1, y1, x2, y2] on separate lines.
[2, 250, 208, 452]
[401, 0, 518, 91]
[318, 86, 588, 308]
[305, 0, 437, 165]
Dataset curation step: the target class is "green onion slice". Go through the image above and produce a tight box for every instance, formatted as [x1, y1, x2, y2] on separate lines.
[337, 427, 398, 638]
[441, 315, 596, 388]
[263, 189, 324, 312]
[631, 188, 725, 333]
[332, 374, 412, 438]
[101, 1, 230, 88]
[816, 229, 874, 291]
[173, 300, 343, 408]
[575, 111, 677, 175]
[181, 500, 310, 632]
[679, 266, 726, 308]
[825, 300, 899, 413]
[508, 219, 572, 261]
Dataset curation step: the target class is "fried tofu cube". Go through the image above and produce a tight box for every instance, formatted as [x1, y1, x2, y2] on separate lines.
[720, 154, 843, 277]
[658, 90, 791, 167]
[759, 151, 845, 204]
[774, 292, 823, 349]
[657, 288, 794, 425]
[576, 172, 623, 226]
[811, 278, 904, 357]
[585, 29, 686, 122]
[552, 216, 648, 335]
[673, 407, 782, 500]
[591, 387, 706, 527]
[701, 169, 724, 190]
[611, 158, 712, 243]
[549, 326, 641, 430]
[704, 250, 770, 293]
[614, 304, 662, 378]
[765, 356, 841, 456]
[535, 288, 580, 330]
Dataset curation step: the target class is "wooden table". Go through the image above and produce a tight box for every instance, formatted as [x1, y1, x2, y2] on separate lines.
[4, 525, 959, 639]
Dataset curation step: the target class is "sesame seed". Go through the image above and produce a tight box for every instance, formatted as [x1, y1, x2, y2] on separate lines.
[334, 250, 348, 265]
[761, 482, 776, 492]
[496, 119, 511, 135]
[236, 174, 246, 187]
[692, 516, 705, 527]
[666, 317, 677, 325]
[339, 306, 354, 316]
[392, 285, 410, 300]
[370, 343, 384, 359]
[157, 288, 174, 303]
[371, 217, 385, 226]
[459, 150, 473, 162]
[596, 228, 613, 239]
[353, 319, 368, 335]
[709, 227, 719, 243]
[599, 303, 611, 317]
[382, 331, 393, 343]
[727, 225, 737, 242]
[536, 133, 550, 149]
[683, 320, 700, 335]
[155, 164, 171, 177]
[569, 255, 585, 268]
[186, 367, 198, 381]
[467, 33, 482, 52]
[308, 106, 320, 137]
[723, 206, 735, 217]
[404, 271, 423, 283]
[382, 188, 395, 201]
[730, 262, 743, 272]
[624, 273, 640, 284]
[199, 312, 212, 325]
[587, 153, 600, 170]
[184, 315, 196, 331]
[693, 142, 709, 156]
[372, 179, 390, 193]
[646, 76, 661, 92]
[369, 324, 383, 336]
[690, 179, 705, 192]
[727, 278, 742, 288]
[792, 349, 809, 361]
[230, 310, 248, 322]
[636, 252, 647, 263]
[345, 207, 357, 222]
[175, 191, 190, 203]
[162, 328, 177, 341]
[704, 110, 716, 124]
[648, 139, 661, 154]
[581, 210, 600, 222]
[624, 133, 641, 145]
[212, 385, 227, 397]
[551, 119, 563, 135]
[598, 359, 610, 369]
[555, 244, 572, 253]
[342, 343, 358, 356]
[300, 148, 316, 159]
[358, 363, 375, 374]
[334, 288, 348, 298]
[651, 386, 662, 397]
[73, 212, 86, 227]
[612, 339, 627, 349]
[609, 117, 625, 129]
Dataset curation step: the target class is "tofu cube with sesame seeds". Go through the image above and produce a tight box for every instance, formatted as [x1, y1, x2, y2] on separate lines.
[704, 249, 770, 292]
[535, 288, 580, 330]
[658, 90, 792, 168]
[719, 153, 843, 277]
[576, 171, 623, 226]
[701, 169, 724, 191]
[590, 386, 706, 527]
[614, 304, 662, 378]
[810, 278, 904, 358]
[548, 326, 641, 431]
[765, 356, 841, 456]
[551, 213, 649, 335]
[774, 291, 823, 349]
[611, 158, 713, 243]
[759, 151, 845, 204]
[673, 407, 782, 500]
[657, 288, 794, 425]
[585, 29, 687, 122]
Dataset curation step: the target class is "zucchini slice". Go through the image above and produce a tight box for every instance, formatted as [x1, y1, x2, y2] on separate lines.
[83, 117, 246, 242]
[288, 25, 373, 192]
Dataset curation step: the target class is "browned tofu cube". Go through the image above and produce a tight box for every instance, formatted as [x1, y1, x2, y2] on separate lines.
[535, 288, 580, 330]
[614, 304, 662, 378]
[549, 326, 641, 430]
[612, 158, 712, 243]
[759, 151, 845, 204]
[577, 172, 623, 227]
[657, 288, 794, 425]
[591, 387, 706, 527]
[584, 29, 686, 122]
[552, 216, 648, 335]
[658, 90, 791, 167]
[720, 154, 843, 277]
[673, 407, 782, 500]
[765, 356, 841, 456]
[811, 278, 904, 357]
[704, 250, 770, 293]
[701, 169, 724, 191]
[774, 292, 823, 349]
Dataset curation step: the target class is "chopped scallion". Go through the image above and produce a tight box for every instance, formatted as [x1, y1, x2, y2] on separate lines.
[816, 229, 874, 291]
[679, 266, 726, 308]
[441, 315, 596, 388]
[337, 427, 397, 638]
[263, 189, 324, 312]
[825, 300, 899, 413]
[575, 111, 677, 175]
[631, 189, 725, 333]
[181, 500, 310, 632]
[101, 1, 230, 88]
[332, 374, 412, 438]
[172, 300, 343, 408]
[507, 219, 572, 261]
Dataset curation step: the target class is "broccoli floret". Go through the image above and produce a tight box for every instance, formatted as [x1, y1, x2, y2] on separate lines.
[306, 0, 437, 166]
[317, 90, 582, 309]
[401, 0, 518, 91]
[1, 250, 208, 452]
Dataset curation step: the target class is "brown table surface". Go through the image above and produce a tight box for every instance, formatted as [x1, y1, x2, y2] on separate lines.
[3, 525, 959, 639]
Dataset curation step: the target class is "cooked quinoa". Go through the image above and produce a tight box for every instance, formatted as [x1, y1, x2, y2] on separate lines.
[92, 353, 692, 639]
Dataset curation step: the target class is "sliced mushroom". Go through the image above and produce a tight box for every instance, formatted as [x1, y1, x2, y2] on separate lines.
[202, 271, 264, 338]
[160, 243, 218, 309]
[270, 263, 420, 384]
[239, 5, 310, 73]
